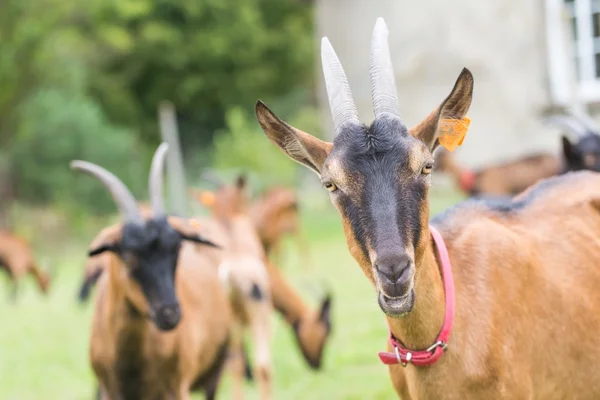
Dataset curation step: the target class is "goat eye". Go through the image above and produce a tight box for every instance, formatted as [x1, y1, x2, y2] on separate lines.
[324, 182, 338, 192]
[422, 163, 434, 175]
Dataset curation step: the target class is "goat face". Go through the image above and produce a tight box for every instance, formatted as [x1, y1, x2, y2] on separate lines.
[256, 18, 473, 318]
[563, 134, 600, 172]
[120, 217, 183, 331]
[72, 142, 221, 331]
[90, 217, 219, 331]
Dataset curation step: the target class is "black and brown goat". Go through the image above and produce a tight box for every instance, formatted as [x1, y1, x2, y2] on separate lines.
[0, 230, 50, 299]
[435, 112, 600, 197]
[256, 17, 600, 399]
[72, 144, 232, 400]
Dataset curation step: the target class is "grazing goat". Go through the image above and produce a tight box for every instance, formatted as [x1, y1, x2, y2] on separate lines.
[435, 113, 600, 197]
[0, 230, 50, 299]
[204, 175, 273, 400]
[72, 143, 232, 400]
[434, 150, 560, 196]
[192, 183, 332, 370]
[255, 17, 600, 399]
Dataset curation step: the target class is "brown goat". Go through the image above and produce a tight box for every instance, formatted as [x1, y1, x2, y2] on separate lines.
[192, 185, 305, 264]
[0, 230, 50, 299]
[256, 17, 600, 398]
[434, 149, 560, 196]
[435, 113, 600, 197]
[73, 144, 232, 400]
[203, 175, 273, 400]
[191, 183, 332, 370]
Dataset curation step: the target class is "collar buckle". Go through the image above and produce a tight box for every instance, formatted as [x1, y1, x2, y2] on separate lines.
[426, 340, 448, 353]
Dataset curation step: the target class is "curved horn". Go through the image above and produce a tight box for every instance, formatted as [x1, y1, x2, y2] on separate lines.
[569, 109, 600, 133]
[149, 142, 169, 216]
[543, 115, 587, 137]
[70, 161, 141, 222]
[321, 37, 359, 135]
[370, 17, 401, 120]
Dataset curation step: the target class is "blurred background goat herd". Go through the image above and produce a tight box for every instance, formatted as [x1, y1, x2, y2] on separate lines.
[1, 0, 599, 399]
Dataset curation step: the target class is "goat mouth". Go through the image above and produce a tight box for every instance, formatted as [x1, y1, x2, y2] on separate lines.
[377, 289, 414, 318]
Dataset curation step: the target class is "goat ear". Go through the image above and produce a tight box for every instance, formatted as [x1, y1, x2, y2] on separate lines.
[88, 243, 120, 257]
[255, 101, 333, 176]
[410, 68, 474, 151]
[318, 294, 332, 325]
[562, 135, 578, 166]
[180, 233, 221, 249]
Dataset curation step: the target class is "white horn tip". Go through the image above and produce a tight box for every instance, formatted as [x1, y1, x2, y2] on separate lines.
[321, 37, 333, 51]
[374, 17, 389, 34]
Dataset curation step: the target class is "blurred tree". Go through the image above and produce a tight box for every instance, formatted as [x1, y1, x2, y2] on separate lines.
[11, 87, 146, 215]
[80, 0, 315, 162]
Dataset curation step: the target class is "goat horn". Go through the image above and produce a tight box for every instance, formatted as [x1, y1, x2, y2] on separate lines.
[543, 115, 587, 137]
[569, 109, 600, 133]
[70, 161, 141, 223]
[321, 37, 359, 135]
[149, 142, 169, 216]
[370, 17, 401, 120]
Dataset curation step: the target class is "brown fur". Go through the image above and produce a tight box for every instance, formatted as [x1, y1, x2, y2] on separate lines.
[90, 216, 232, 400]
[436, 150, 561, 196]
[0, 230, 50, 297]
[204, 177, 273, 400]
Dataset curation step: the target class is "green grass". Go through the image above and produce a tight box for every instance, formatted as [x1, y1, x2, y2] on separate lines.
[0, 188, 463, 400]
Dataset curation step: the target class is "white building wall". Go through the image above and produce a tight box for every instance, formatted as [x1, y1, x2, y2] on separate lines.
[316, 0, 564, 168]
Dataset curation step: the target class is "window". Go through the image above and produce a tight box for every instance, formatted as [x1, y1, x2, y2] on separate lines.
[546, 0, 600, 104]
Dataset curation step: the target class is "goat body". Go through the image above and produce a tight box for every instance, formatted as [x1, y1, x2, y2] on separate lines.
[387, 171, 600, 399]
[0, 230, 49, 297]
[436, 150, 561, 196]
[90, 218, 232, 400]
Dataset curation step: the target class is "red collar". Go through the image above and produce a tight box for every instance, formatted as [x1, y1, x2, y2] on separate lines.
[459, 170, 476, 193]
[378, 225, 455, 367]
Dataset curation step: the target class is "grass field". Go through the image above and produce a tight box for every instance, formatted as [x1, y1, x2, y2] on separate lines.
[0, 188, 463, 400]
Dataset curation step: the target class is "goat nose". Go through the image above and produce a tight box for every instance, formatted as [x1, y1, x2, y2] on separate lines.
[158, 304, 181, 328]
[375, 255, 412, 293]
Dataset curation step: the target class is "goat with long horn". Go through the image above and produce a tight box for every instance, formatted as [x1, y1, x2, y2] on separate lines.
[73, 143, 232, 399]
[256, 16, 600, 399]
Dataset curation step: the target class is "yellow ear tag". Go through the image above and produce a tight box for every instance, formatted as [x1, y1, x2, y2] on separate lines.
[438, 117, 471, 152]
[199, 191, 216, 208]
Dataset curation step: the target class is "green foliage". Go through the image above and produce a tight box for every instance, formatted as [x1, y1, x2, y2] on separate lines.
[0, 0, 316, 222]
[211, 101, 322, 189]
[10, 88, 146, 215]
[84, 0, 315, 151]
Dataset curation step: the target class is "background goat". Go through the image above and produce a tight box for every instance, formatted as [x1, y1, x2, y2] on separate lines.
[434, 112, 600, 197]
[202, 174, 273, 400]
[72, 143, 232, 400]
[192, 180, 333, 372]
[0, 230, 50, 299]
